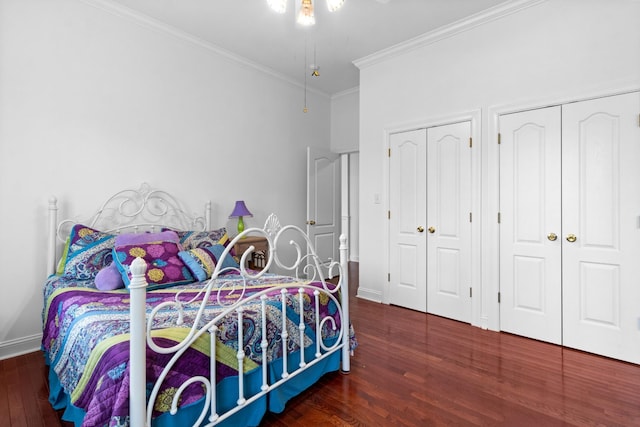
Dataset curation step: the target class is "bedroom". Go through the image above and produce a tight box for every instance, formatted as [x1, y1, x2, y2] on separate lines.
[1, 0, 640, 425]
[0, 0, 360, 360]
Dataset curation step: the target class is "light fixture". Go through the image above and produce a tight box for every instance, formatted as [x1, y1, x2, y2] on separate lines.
[326, 0, 345, 12]
[310, 44, 319, 76]
[266, 0, 287, 14]
[229, 201, 253, 236]
[303, 39, 309, 112]
[297, 0, 315, 26]
[267, 0, 345, 26]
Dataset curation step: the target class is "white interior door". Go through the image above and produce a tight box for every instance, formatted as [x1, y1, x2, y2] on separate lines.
[306, 147, 340, 278]
[426, 122, 472, 323]
[389, 129, 427, 312]
[562, 92, 640, 364]
[499, 107, 562, 344]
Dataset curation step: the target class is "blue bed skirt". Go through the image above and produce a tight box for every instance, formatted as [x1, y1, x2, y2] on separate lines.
[46, 347, 341, 427]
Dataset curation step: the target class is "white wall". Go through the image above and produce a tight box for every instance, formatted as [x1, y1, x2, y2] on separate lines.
[331, 88, 359, 262]
[348, 153, 359, 262]
[0, 0, 331, 358]
[330, 88, 359, 154]
[357, 0, 640, 329]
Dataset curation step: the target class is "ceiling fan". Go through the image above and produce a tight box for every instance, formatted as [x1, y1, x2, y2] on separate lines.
[266, 0, 346, 26]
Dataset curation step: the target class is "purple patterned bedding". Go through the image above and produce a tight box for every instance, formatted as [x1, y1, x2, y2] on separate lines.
[42, 272, 348, 426]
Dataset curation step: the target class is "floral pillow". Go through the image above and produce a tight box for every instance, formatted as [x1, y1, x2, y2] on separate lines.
[178, 244, 240, 282]
[112, 239, 195, 290]
[61, 224, 116, 280]
[171, 228, 231, 250]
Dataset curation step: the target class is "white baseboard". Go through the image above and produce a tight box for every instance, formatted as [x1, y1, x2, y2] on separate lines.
[0, 334, 42, 360]
[356, 287, 382, 303]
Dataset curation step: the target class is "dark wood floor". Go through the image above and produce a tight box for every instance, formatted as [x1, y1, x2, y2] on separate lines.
[2, 262, 640, 426]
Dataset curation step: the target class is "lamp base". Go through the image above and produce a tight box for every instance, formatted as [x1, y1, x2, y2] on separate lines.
[237, 216, 245, 236]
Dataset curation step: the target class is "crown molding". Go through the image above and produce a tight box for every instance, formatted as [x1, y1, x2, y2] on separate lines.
[331, 86, 359, 100]
[353, 0, 547, 70]
[79, 0, 330, 98]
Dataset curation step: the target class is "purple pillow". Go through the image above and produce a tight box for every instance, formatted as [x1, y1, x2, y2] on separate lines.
[95, 262, 125, 290]
[115, 230, 180, 246]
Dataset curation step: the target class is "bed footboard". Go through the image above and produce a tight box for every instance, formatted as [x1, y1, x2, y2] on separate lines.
[129, 214, 350, 427]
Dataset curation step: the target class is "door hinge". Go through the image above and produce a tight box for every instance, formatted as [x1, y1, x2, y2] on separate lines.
[498, 292, 501, 303]
[388, 210, 391, 219]
[498, 133, 501, 144]
[469, 137, 472, 148]
[469, 212, 472, 222]
[638, 113, 640, 127]
[388, 148, 391, 157]
[388, 273, 390, 282]
[469, 287, 472, 298]
[497, 212, 501, 223]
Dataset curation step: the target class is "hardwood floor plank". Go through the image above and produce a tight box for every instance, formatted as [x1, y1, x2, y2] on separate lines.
[4, 356, 27, 427]
[18, 352, 43, 427]
[3, 262, 640, 426]
[0, 356, 13, 425]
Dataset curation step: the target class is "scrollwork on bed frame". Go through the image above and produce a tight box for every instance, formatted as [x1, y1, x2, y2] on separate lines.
[47, 183, 211, 275]
[129, 214, 351, 427]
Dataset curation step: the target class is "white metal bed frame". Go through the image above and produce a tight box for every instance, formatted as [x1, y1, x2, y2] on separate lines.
[46, 183, 351, 427]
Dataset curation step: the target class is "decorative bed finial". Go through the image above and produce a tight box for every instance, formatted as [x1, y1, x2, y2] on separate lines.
[138, 182, 152, 197]
[263, 213, 281, 239]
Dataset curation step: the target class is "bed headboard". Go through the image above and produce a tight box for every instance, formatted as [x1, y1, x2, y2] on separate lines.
[47, 183, 211, 275]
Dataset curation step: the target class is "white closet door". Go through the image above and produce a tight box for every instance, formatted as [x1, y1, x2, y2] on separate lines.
[389, 129, 427, 312]
[426, 122, 472, 323]
[562, 92, 640, 364]
[499, 107, 562, 344]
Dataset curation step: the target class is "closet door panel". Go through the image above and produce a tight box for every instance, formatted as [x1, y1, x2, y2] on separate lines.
[580, 262, 619, 326]
[562, 92, 640, 364]
[389, 129, 427, 312]
[426, 121, 472, 323]
[499, 106, 562, 344]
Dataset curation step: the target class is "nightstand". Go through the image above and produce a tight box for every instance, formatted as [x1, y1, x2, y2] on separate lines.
[234, 236, 269, 270]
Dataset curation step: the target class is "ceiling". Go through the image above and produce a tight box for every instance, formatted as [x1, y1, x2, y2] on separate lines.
[106, 0, 509, 95]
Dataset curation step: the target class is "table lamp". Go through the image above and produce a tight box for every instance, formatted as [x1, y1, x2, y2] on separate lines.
[229, 201, 253, 235]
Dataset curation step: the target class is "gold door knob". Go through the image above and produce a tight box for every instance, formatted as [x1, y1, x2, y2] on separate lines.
[417, 226, 425, 233]
[547, 233, 557, 241]
[428, 226, 436, 234]
[307, 220, 316, 225]
[566, 234, 577, 243]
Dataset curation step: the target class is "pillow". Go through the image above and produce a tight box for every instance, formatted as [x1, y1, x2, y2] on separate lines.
[171, 228, 230, 250]
[115, 230, 180, 246]
[112, 240, 195, 290]
[61, 224, 116, 280]
[178, 244, 241, 281]
[95, 262, 125, 291]
[55, 237, 71, 275]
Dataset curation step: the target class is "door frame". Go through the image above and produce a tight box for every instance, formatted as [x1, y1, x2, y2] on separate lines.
[382, 110, 482, 327]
